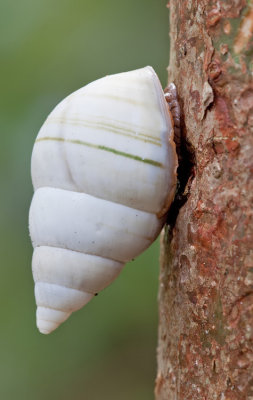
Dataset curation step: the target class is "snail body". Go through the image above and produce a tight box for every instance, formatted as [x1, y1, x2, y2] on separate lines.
[29, 66, 178, 334]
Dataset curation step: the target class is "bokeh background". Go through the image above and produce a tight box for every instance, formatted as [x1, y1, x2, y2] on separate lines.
[0, 1, 170, 399]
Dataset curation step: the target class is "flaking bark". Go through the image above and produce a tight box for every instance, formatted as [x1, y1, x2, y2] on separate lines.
[156, 1, 253, 399]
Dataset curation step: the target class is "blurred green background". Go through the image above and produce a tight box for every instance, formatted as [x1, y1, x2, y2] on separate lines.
[0, 1, 169, 399]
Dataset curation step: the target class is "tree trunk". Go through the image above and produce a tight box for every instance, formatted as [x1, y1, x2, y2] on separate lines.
[155, 1, 253, 399]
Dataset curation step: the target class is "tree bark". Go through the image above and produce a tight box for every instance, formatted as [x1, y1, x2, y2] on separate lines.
[156, 1, 253, 399]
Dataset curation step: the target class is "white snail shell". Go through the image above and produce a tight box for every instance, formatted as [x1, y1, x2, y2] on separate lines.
[29, 66, 178, 334]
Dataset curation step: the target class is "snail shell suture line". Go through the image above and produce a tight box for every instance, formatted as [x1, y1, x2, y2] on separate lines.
[29, 66, 178, 334]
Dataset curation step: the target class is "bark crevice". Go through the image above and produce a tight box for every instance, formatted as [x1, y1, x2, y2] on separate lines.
[166, 115, 196, 231]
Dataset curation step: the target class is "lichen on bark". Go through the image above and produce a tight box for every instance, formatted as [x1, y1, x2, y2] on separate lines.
[156, 1, 253, 399]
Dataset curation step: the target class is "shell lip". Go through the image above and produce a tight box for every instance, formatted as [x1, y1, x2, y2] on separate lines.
[144, 67, 178, 218]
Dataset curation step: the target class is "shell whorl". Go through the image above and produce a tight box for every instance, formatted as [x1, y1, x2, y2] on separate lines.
[29, 66, 177, 334]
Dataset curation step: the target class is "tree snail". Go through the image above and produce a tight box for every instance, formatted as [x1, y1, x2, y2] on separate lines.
[29, 66, 179, 334]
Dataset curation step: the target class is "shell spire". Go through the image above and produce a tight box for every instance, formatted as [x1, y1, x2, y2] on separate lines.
[29, 66, 178, 334]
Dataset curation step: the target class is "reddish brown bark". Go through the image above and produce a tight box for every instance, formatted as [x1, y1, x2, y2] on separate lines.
[156, 1, 253, 399]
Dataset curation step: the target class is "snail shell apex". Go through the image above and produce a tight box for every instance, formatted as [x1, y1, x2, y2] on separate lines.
[29, 66, 178, 334]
